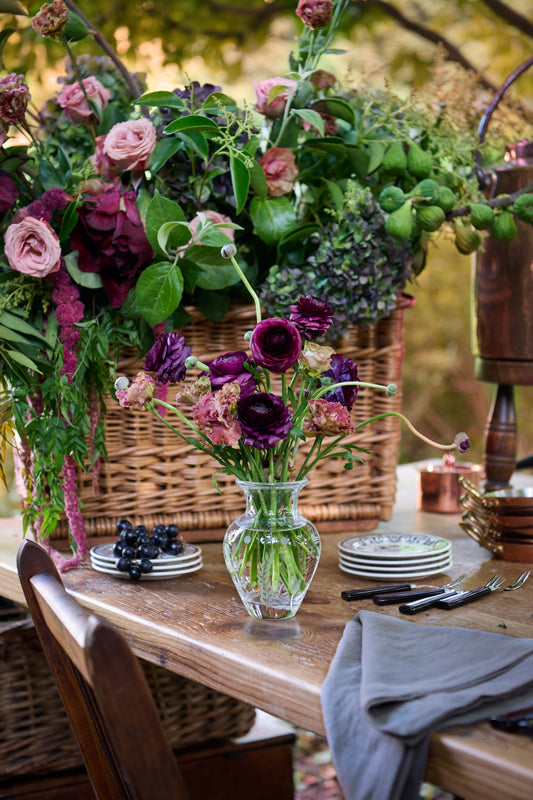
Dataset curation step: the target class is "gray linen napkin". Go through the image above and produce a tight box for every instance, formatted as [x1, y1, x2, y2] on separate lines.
[321, 610, 533, 800]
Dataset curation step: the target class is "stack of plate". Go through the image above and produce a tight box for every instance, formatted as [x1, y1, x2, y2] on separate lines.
[338, 533, 452, 581]
[90, 542, 203, 580]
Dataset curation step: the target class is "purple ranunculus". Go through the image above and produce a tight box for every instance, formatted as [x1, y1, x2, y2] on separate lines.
[144, 332, 192, 384]
[70, 185, 153, 307]
[249, 318, 302, 373]
[237, 392, 293, 449]
[207, 351, 256, 397]
[322, 355, 359, 411]
[289, 295, 334, 341]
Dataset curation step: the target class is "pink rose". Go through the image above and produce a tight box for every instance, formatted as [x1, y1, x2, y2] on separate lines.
[296, 0, 333, 30]
[103, 118, 157, 173]
[189, 210, 235, 243]
[90, 134, 120, 181]
[4, 217, 61, 277]
[258, 147, 298, 197]
[57, 76, 110, 124]
[253, 77, 297, 119]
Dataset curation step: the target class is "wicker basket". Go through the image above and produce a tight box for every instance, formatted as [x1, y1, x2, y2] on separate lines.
[0, 614, 256, 778]
[54, 298, 413, 540]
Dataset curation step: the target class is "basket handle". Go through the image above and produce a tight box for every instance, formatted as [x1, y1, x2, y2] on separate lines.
[474, 56, 533, 186]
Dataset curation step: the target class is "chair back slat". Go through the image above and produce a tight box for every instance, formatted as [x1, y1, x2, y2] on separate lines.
[17, 540, 190, 800]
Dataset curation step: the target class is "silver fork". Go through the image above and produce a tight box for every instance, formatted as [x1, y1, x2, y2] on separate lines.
[399, 574, 502, 615]
[436, 573, 529, 610]
[371, 574, 468, 606]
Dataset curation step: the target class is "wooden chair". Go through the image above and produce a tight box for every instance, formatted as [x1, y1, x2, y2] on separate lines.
[16, 539, 190, 800]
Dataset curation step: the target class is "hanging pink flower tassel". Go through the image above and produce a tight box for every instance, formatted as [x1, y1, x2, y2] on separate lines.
[88, 395, 101, 495]
[51, 454, 89, 572]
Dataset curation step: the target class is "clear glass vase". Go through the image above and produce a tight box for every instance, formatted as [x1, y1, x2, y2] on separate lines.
[223, 480, 321, 620]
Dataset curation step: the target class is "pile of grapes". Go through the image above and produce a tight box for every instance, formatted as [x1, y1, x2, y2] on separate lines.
[112, 519, 184, 581]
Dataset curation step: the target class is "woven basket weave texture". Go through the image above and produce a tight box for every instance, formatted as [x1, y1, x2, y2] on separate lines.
[55, 300, 411, 539]
[0, 617, 256, 778]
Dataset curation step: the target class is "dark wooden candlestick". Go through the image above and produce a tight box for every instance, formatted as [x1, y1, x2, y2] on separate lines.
[483, 384, 517, 490]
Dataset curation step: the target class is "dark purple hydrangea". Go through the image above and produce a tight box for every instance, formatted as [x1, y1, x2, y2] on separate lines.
[144, 332, 192, 384]
[207, 351, 256, 397]
[322, 355, 359, 411]
[249, 318, 302, 374]
[237, 392, 293, 449]
[289, 295, 334, 341]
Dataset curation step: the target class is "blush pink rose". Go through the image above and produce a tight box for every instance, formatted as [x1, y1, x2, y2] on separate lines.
[4, 216, 61, 277]
[253, 77, 297, 119]
[103, 118, 157, 173]
[57, 76, 110, 124]
[259, 147, 298, 197]
[189, 210, 235, 242]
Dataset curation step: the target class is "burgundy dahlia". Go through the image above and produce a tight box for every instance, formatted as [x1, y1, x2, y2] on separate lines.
[322, 355, 359, 411]
[289, 295, 334, 341]
[144, 332, 192, 384]
[207, 351, 256, 397]
[237, 392, 293, 449]
[249, 318, 302, 373]
[69, 185, 153, 307]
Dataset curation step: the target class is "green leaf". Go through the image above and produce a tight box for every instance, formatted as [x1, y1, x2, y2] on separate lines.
[230, 156, 250, 215]
[149, 137, 184, 173]
[5, 350, 42, 371]
[144, 190, 188, 255]
[134, 90, 186, 110]
[0, 310, 47, 342]
[322, 178, 344, 211]
[201, 92, 238, 113]
[249, 197, 297, 246]
[164, 114, 220, 134]
[38, 160, 62, 191]
[312, 97, 356, 126]
[184, 245, 241, 290]
[135, 262, 184, 327]
[196, 288, 231, 322]
[0, 323, 37, 345]
[366, 140, 386, 174]
[279, 221, 320, 245]
[174, 130, 209, 161]
[293, 108, 324, 136]
[249, 160, 268, 199]
[58, 200, 79, 242]
[64, 251, 103, 289]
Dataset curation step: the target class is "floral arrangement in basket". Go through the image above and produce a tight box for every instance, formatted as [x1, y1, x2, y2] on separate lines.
[115, 244, 470, 618]
[0, 0, 529, 569]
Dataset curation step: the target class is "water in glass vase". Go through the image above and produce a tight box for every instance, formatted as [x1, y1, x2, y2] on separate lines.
[223, 480, 321, 620]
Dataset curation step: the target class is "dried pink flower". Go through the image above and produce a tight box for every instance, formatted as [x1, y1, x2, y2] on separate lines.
[303, 398, 354, 437]
[31, 0, 69, 39]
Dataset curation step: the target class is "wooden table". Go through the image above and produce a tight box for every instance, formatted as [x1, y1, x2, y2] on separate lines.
[2, 463, 533, 800]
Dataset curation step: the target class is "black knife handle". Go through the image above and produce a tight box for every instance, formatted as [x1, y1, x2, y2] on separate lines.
[341, 583, 412, 601]
[399, 590, 461, 615]
[373, 587, 445, 606]
[435, 586, 492, 609]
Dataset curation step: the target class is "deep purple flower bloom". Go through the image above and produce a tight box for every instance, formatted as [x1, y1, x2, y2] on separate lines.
[237, 392, 293, 449]
[70, 185, 153, 307]
[0, 171, 17, 212]
[13, 187, 72, 224]
[0, 73, 30, 125]
[322, 355, 359, 411]
[249, 318, 302, 373]
[289, 295, 333, 341]
[144, 332, 192, 384]
[207, 351, 256, 397]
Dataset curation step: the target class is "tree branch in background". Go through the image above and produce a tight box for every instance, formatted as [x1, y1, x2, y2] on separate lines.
[478, 0, 533, 40]
[357, 0, 498, 93]
[62, 0, 144, 99]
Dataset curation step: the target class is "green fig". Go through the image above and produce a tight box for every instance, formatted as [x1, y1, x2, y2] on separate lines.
[378, 185, 406, 213]
[469, 203, 495, 230]
[384, 200, 413, 240]
[382, 141, 408, 175]
[492, 209, 517, 241]
[406, 142, 433, 179]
